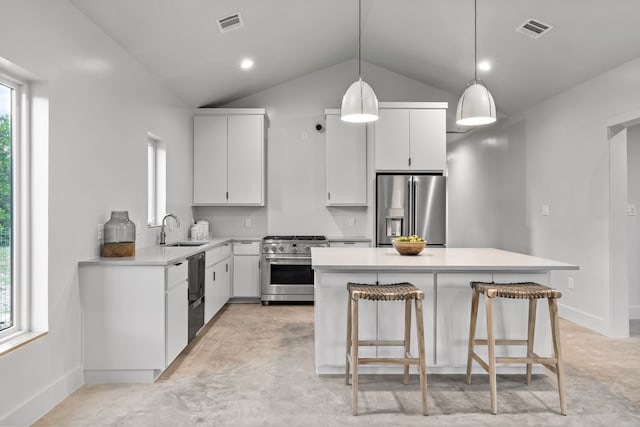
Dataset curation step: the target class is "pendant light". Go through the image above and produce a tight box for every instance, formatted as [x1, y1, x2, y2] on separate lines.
[456, 0, 496, 126]
[341, 0, 379, 123]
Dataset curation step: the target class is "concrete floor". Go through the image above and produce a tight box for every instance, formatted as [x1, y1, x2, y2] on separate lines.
[35, 305, 640, 426]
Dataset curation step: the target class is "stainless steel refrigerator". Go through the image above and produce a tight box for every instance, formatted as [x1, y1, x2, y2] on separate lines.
[376, 174, 446, 247]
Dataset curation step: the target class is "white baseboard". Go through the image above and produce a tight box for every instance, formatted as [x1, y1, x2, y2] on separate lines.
[558, 302, 608, 335]
[0, 365, 84, 427]
[629, 305, 640, 320]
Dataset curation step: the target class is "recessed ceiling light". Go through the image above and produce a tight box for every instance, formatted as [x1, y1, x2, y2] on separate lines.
[240, 58, 254, 70]
[478, 61, 491, 71]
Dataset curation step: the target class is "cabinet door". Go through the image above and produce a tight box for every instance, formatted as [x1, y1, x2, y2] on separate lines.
[193, 115, 228, 204]
[166, 279, 188, 367]
[204, 264, 216, 323]
[374, 109, 410, 171]
[227, 115, 264, 204]
[233, 255, 260, 297]
[326, 115, 367, 205]
[409, 109, 446, 171]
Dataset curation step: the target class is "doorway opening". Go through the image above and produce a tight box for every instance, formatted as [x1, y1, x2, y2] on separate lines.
[606, 111, 640, 337]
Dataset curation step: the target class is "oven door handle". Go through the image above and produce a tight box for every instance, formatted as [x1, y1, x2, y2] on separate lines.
[265, 257, 312, 263]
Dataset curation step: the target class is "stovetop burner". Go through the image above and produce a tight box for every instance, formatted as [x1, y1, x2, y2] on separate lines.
[263, 235, 327, 241]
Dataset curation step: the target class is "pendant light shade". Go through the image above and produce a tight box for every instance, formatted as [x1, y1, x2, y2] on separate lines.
[456, 0, 496, 126]
[341, 78, 379, 123]
[456, 79, 496, 126]
[341, 0, 379, 123]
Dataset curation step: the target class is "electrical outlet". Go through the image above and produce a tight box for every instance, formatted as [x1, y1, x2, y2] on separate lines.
[97, 224, 104, 240]
[568, 277, 574, 290]
[301, 131, 308, 141]
[542, 204, 550, 216]
[244, 217, 252, 228]
[347, 217, 356, 227]
[628, 204, 637, 216]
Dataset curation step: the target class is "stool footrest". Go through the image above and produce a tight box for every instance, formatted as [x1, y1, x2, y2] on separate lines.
[357, 340, 405, 347]
[357, 357, 421, 366]
[496, 356, 558, 364]
[475, 339, 529, 345]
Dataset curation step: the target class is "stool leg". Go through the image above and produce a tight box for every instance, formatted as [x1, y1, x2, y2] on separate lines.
[403, 298, 412, 385]
[351, 297, 359, 416]
[415, 298, 429, 416]
[345, 293, 352, 385]
[548, 298, 567, 415]
[485, 295, 498, 415]
[466, 289, 480, 384]
[526, 299, 537, 385]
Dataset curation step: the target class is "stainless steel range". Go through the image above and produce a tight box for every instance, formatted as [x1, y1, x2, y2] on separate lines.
[261, 235, 328, 303]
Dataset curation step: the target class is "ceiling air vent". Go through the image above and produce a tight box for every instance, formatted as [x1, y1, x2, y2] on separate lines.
[516, 18, 553, 39]
[218, 13, 243, 33]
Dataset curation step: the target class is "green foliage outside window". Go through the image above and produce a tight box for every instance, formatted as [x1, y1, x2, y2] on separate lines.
[0, 114, 10, 242]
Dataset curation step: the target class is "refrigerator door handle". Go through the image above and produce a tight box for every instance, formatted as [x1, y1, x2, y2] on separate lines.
[412, 179, 418, 236]
[407, 178, 412, 237]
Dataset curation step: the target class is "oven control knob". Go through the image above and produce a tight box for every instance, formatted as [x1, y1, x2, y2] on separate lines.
[292, 248, 297, 253]
[271, 245, 277, 252]
[278, 246, 285, 252]
[304, 246, 311, 252]
[263, 245, 269, 252]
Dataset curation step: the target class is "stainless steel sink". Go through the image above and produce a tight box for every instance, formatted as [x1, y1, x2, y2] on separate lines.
[165, 242, 207, 247]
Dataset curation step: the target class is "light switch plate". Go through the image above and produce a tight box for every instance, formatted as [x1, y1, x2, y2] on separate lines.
[542, 204, 550, 216]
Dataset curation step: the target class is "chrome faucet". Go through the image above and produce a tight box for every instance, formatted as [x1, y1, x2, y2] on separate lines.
[159, 213, 180, 245]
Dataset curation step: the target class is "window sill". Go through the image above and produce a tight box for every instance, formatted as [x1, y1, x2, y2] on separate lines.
[0, 331, 48, 356]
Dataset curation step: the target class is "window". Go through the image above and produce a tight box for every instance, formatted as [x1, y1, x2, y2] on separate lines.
[0, 60, 48, 353]
[0, 77, 17, 338]
[147, 132, 166, 226]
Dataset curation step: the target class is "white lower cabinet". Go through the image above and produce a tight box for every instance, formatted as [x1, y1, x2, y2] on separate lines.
[79, 261, 189, 383]
[166, 273, 188, 365]
[205, 258, 231, 322]
[205, 244, 232, 322]
[233, 254, 260, 297]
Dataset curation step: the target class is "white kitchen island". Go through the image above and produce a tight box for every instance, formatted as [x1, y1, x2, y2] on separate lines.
[311, 247, 578, 375]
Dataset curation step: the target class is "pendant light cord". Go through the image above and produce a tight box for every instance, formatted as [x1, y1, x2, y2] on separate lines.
[358, 0, 362, 78]
[474, 0, 477, 81]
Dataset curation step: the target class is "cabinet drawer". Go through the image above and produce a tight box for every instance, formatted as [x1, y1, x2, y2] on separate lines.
[166, 261, 188, 288]
[206, 247, 222, 267]
[233, 241, 260, 255]
[329, 241, 371, 248]
[220, 242, 232, 258]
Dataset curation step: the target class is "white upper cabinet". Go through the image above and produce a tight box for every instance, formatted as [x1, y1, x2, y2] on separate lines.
[193, 109, 265, 205]
[374, 103, 447, 172]
[325, 111, 367, 206]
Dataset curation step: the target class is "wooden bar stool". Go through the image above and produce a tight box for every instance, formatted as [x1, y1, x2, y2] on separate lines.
[345, 282, 428, 416]
[466, 281, 566, 415]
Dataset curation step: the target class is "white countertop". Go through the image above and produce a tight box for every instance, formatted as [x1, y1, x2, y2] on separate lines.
[79, 236, 263, 266]
[311, 247, 578, 272]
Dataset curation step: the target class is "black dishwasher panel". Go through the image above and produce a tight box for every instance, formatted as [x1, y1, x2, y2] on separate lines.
[187, 252, 205, 342]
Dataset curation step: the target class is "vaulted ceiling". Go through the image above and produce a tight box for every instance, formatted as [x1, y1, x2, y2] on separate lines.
[70, 0, 640, 121]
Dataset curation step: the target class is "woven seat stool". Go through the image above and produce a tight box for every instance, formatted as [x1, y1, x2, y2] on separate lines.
[345, 282, 428, 416]
[466, 281, 566, 415]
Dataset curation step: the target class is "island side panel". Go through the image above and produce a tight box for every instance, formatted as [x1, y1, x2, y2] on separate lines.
[314, 272, 377, 375]
[80, 264, 166, 380]
[377, 272, 435, 369]
[436, 272, 551, 374]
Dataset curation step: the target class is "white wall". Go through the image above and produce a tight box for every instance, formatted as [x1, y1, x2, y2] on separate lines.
[628, 125, 640, 319]
[0, 1, 192, 424]
[194, 59, 458, 237]
[449, 56, 640, 335]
